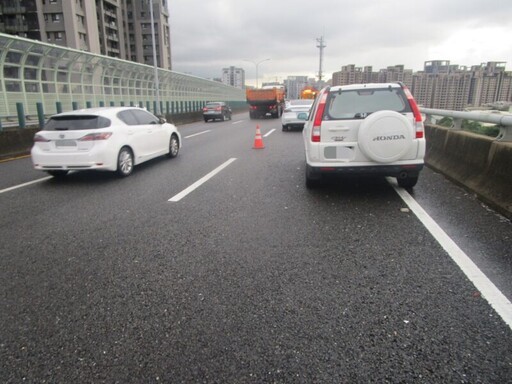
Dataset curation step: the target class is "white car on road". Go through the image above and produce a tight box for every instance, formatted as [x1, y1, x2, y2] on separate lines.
[31, 107, 181, 177]
[303, 82, 425, 188]
[281, 99, 314, 131]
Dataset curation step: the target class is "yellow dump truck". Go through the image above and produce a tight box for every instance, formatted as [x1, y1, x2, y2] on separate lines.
[246, 86, 286, 119]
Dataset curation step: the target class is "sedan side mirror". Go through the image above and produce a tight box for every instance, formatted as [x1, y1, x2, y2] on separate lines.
[158, 117, 167, 124]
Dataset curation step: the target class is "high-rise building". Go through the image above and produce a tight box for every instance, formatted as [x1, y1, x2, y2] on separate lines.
[332, 64, 363, 86]
[0, 0, 172, 69]
[412, 62, 472, 110]
[283, 76, 309, 99]
[469, 62, 511, 107]
[332, 64, 412, 88]
[331, 60, 510, 110]
[377, 65, 413, 89]
[123, 0, 172, 69]
[222, 66, 245, 89]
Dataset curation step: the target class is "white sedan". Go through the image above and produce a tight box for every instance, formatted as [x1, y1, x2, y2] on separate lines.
[31, 107, 181, 177]
[281, 99, 314, 131]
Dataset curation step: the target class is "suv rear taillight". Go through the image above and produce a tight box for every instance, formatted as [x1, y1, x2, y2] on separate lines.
[403, 86, 424, 139]
[312, 92, 328, 142]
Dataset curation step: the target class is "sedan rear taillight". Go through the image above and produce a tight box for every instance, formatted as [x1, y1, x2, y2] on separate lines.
[403, 86, 424, 139]
[312, 92, 328, 142]
[33, 134, 50, 143]
[79, 132, 112, 141]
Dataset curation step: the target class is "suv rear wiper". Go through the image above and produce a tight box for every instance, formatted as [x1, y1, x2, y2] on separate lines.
[354, 112, 372, 119]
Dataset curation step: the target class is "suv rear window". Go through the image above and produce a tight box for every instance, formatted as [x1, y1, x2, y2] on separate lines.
[44, 115, 111, 130]
[326, 88, 410, 120]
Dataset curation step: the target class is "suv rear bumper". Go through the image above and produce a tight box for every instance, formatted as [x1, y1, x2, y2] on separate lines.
[306, 163, 423, 178]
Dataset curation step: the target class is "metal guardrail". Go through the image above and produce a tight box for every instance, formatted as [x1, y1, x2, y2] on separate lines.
[421, 108, 512, 142]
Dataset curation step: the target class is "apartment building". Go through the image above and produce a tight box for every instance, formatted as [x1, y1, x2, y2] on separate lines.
[332, 64, 412, 89]
[123, 0, 172, 69]
[332, 61, 511, 110]
[377, 65, 413, 89]
[222, 66, 245, 89]
[283, 76, 308, 99]
[469, 62, 511, 107]
[0, 0, 172, 69]
[412, 63, 472, 110]
[332, 64, 363, 86]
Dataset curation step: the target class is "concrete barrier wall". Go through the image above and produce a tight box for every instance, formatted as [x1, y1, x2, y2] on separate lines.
[0, 126, 40, 160]
[425, 124, 512, 219]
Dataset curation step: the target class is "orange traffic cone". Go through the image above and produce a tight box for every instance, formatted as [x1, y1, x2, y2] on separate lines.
[253, 125, 265, 149]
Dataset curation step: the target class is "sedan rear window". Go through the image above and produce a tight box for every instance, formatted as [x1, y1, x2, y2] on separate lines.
[326, 88, 410, 119]
[44, 115, 111, 130]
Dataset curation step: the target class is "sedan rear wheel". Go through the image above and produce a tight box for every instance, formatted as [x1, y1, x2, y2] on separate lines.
[167, 134, 179, 158]
[116, 147, 134, 177]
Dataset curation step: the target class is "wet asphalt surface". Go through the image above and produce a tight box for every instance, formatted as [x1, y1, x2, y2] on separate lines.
[1, 113, 511, 383]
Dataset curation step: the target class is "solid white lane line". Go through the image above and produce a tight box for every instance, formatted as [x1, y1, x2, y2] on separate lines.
[264, 129, 275, 137]
[388, 178, 512, 329]
[185, 130, 211, 139]
[0, 176, 52, 194]
[168, 158, 237, 202]
[232, 120, 244, 125]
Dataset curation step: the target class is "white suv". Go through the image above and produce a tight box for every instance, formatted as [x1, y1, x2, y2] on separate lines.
[302, 82, 425, 188]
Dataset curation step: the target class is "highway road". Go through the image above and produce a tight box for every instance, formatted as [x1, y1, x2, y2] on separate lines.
[1, 112, 511, 382]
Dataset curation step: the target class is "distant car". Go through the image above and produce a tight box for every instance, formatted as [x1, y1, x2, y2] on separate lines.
[303, 82, 425, 189]
[202, 102, 232, 122]
[31, 107, 181, 178]
[282, 99, 314, 131]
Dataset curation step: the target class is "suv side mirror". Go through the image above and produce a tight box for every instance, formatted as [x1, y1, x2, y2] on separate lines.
[297, 112, 309, 120]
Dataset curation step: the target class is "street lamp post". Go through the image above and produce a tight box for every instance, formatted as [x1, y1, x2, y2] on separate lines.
[149, 0, 160, 115]
[243, 58, 270, 88]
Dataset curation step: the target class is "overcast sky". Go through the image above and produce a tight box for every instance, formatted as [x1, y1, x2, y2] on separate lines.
[169, 0, 512, 86]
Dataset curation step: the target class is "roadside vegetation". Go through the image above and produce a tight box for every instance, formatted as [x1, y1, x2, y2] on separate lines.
[437, 117, 500, 138]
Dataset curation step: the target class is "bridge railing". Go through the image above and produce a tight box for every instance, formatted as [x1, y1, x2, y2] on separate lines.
[421, 108, 512, 142]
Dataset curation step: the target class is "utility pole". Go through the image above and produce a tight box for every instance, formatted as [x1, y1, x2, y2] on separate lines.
[316, 36, 326, 84]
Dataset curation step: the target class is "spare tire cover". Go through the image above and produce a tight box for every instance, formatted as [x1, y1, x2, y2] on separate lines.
[357, 110, 413, 163]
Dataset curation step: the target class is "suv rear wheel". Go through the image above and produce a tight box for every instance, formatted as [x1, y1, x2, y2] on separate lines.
[305, 165, 321, 189]
[397, 175, 418, 188]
